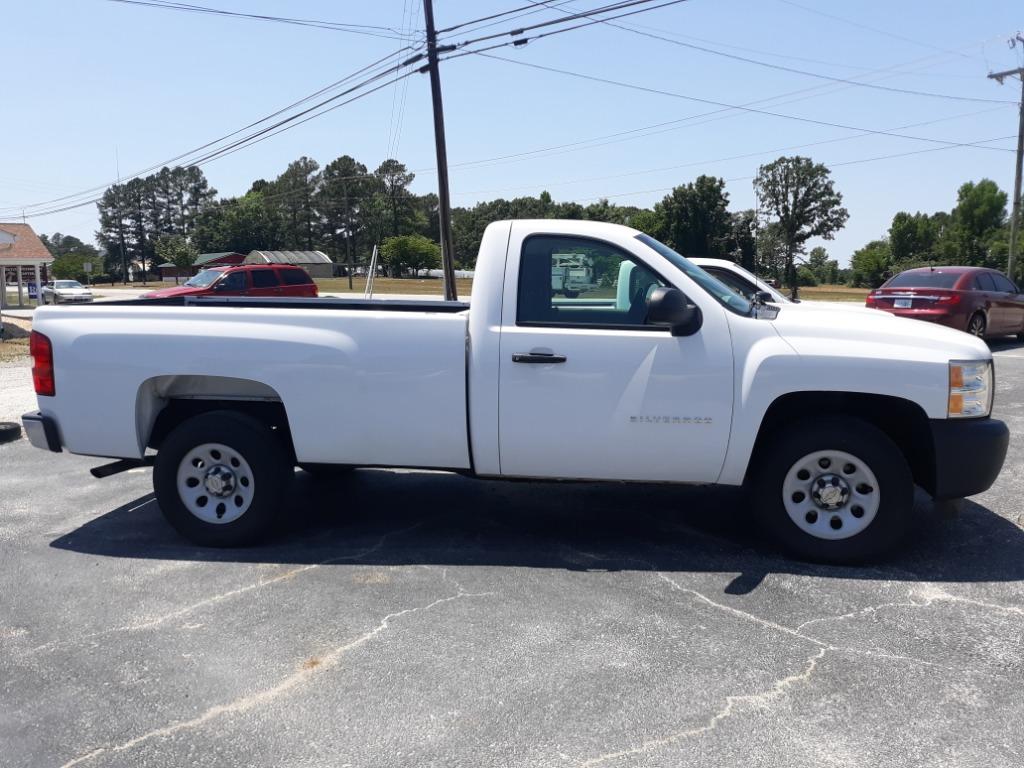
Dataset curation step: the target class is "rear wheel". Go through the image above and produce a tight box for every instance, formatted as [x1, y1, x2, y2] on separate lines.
[967, 312, 986, 338]
[153, 410, 290, 546]
[750, 417, 913, 564]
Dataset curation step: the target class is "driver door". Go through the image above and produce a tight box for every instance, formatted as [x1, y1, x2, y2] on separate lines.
[497, 232, 734, 483]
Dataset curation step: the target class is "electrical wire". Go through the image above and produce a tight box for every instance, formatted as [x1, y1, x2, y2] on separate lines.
[468, 53, 1016, 153]
[17, 67, 421, 219]
[106, 0, 409, 40]
[2, 45, 420, 215]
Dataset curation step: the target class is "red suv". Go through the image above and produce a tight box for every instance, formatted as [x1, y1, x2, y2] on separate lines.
[143, 264, 318, 299]
[866, 266, 1024, 339]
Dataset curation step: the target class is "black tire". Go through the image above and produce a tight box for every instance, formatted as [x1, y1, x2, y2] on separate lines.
[563, 290, 580, 299]
[153, 410, 290, 547]
[750, 416, 913, 564]
[0, 421, 21, 444]
[967, 312, 986, 338]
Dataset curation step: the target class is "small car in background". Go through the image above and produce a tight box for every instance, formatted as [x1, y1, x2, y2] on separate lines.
[41, 280, 93, 304]
[866, 266, 1024, 340]
[142, 264, 318, 300]
[690, 258, 792, 304]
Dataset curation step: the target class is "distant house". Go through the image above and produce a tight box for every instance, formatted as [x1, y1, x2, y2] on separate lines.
[0, 223, 54, 307]
[157, 251, 246, 282]
[245, 250, 334, 279]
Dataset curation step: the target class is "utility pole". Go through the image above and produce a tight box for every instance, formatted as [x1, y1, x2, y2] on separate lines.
[421, 0, 458, 301]
[988, 34, 1024, 283]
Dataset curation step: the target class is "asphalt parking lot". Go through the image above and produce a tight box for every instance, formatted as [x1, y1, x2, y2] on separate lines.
[2, 345, 1024, 768]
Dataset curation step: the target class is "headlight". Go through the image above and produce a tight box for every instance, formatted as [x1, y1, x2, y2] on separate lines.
[948, 360, 993, 418]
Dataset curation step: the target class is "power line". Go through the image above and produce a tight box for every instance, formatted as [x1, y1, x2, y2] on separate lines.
[449, 113, 1015, 196]
[106, 0, 409, 40]
[517, 0, 1012, 104]
[775, 0, 984, 63]
[470, 53, 1016, 154]
[17, 67, 422, 219]
[2, 45, 420, 215]
[437, 0, 565, 34]
[588, 24, 1016, 104]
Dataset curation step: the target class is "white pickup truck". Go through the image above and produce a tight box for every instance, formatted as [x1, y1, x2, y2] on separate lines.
[22, 220, 1008, 563]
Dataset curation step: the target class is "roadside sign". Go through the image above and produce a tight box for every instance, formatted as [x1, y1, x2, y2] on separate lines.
[83, 262, 93, 273]
[28, 282, 38, 299]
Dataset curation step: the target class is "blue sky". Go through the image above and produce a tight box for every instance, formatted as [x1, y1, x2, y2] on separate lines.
[2, 0, 1022, 265]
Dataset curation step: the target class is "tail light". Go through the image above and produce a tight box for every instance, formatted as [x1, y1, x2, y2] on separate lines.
[865, 293, 878, 308]
[935, 293, 962, 305]
[30, 331, 55, 396]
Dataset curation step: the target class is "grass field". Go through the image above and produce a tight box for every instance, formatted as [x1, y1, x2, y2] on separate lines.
[315, 277, 474, 296]
[799, 285, 869, 303]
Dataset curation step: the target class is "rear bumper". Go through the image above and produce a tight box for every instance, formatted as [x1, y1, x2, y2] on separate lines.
[929, 417, 1008, 500]
[877, 307, 962, 329]
[21, 412, 62, 453]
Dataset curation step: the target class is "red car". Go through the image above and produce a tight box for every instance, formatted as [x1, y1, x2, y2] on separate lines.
[143, 264, 318, 299]
[866, 266, 1024, 340]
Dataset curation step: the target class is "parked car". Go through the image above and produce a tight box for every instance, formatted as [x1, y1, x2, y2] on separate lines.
[141, 264, 318, 299]
[691, 258, 876, 315]
[866, 266, 1024, 340]
[40, 280, 93, 305]
[23, 220, 1008, 563]
[690, 258, 793, 304]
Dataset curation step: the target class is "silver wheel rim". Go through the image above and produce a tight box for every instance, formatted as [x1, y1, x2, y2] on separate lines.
[969, 316, 985, 337]
[176, 442, 255, 524]
[782, 449, 880, 541]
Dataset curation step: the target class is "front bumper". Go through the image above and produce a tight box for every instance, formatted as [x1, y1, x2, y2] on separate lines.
[929, 417, 1008, 500]
[21, 412, 61, 453]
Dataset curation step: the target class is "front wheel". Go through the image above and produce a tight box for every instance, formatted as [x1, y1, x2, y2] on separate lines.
[750, 417, 913, 564]
[153, 410, 290, 546]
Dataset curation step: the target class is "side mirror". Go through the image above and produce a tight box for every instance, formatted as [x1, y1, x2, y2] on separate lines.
[214, 281, 229, 291]
[754, 291, 775, 304]
[647, 286, 703, 336]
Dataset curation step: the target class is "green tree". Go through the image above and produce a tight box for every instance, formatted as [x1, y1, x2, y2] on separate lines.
[653, 175, 731, 258]
[753, 156, 849, 299]
[380, 234, 441, 277]
[724, 210, 757, 271]
[806, 246, 829, 283]
[155, 234, 199, 285]
[850, 240, 892, 288]
[888, 211, 937, 265]
[51, 253, 97, 283]
[950, 179, 1007, 267]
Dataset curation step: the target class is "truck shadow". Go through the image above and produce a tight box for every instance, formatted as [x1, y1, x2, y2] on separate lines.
[50, 469, 1024, 593]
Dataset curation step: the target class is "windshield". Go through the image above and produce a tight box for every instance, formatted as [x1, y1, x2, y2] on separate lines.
[635, 234, 753, 315]
[884, 271, 960, 289]
[55, 280, 83, 289]
[185, 269, 224, 288]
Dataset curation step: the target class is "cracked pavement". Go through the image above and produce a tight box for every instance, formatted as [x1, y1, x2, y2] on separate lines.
[1, 346, 1023, 767]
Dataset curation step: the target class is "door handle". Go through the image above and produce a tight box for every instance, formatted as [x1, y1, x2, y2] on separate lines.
[512, 352, 567, 364]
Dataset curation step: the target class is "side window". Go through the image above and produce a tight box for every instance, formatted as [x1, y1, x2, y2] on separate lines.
[280, 268, 312, 285]
[517, 235, 667, 328]
[219, 271, 247, 291]
[992, 273, 1018, 293]
[251, 269, 279, 288]
[974, 273, 997, 291]
[705, 267, 755, 299]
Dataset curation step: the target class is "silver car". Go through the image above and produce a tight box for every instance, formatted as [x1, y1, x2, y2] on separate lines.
[41, 280, 94, 305]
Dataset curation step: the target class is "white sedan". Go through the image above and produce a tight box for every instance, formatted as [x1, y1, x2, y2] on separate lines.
[41, 280, 93, 305]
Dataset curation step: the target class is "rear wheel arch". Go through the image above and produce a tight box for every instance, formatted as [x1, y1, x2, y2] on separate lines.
[136, 375, 295, 462]
[746, 391, 936, 496]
